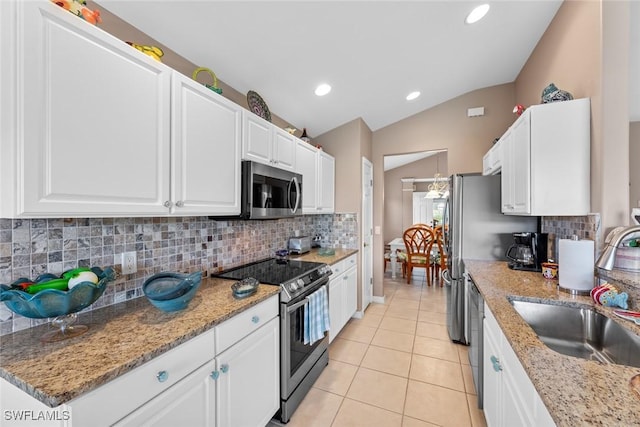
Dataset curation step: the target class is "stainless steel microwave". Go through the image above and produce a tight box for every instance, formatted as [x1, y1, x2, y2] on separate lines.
[239, 161, 303, 219]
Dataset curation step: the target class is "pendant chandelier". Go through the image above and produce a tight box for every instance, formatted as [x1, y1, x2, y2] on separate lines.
[425, 173, 449, 199]
[425, 156, 449, 199]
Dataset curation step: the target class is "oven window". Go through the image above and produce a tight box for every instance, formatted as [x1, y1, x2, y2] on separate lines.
[288, 303, 325, 377]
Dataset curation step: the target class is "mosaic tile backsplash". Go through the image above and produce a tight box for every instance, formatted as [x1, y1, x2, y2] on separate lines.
[0, 214, 358, 335]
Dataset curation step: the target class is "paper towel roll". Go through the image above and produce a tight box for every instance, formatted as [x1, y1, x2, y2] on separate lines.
[559, 239, 594, 293]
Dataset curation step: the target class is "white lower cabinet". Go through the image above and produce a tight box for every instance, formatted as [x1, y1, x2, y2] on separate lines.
[114, 359, 216, 427]
[0, 296, 282, 427]
[216, 317, 280, 427]
[483, 303, 555, 427]
[329, 255, 358, 342]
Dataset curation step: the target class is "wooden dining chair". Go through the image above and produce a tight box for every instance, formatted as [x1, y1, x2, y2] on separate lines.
[402, 225, 436, 285]
[432, 225, 448, 286]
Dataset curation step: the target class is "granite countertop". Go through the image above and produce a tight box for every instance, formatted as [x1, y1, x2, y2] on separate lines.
[289, 247, 358, 265]
[465, 260, 640, 427]
[0, 278, 280, 408]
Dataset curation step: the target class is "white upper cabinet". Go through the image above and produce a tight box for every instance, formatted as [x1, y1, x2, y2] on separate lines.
[483, 138, 502, 176]
[242, 112, 296, 172]
[172, 72, 242, 215]
[318, 150, 335, 213]
[499, 98, 590, 216]
[295, 141, 335, 214]
[2, 0, 172, 217]
[0, 0, 242, 217]
[296, 141, 319, 213]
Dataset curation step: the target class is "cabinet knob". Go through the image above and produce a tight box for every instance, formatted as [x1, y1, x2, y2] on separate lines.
[175, 200, 184, 208]
[163, 201, 173, 208]
[220, 364, 229, 374]
[251, 315, 260, 324]
[210, 371, 219, 380]
[156, 370, 169, 382]
[343, 276, 348, 280]
[490, 355, 502, 372]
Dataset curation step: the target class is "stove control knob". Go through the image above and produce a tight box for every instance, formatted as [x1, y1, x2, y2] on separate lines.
[289, 282, 298, 292]
[297, 278, 305, 288]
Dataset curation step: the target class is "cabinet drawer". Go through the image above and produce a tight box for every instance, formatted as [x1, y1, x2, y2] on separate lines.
[331, 259, 345, 276]
[216, 295, 278, 354]
[343, 254, 357, 270]
[69, 329, 215, 427]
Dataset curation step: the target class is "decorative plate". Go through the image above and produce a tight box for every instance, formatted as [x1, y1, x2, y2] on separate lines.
[247, 90, 271, 122]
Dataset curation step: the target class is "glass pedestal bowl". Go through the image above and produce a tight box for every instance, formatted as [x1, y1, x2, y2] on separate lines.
[0, 267, 115, 342]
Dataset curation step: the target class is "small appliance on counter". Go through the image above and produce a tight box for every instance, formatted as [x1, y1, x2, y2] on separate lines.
[288, 236, 311, 255]
[506, 232, 548, 272]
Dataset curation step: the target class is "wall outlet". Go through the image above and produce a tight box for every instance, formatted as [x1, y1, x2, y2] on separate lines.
[121, 251, 137, 275]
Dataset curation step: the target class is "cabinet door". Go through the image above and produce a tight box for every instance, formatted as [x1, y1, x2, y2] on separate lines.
[19, 0, 171, 216]
[296, 141, 318, 213]
[273, 128, 297, 172]
[242, 112, 272, 165]
[172, 72, 242, 215]
[500, 129, 514, 213]
[344, 262, 358, 320]
[318, 151, 335, 213]
[510, 114, 531, 214]
[217, 317, 280, 427]
[114, 359, 216, 427]
[328, 273, 344, 343]
[483, 311, 502, 427]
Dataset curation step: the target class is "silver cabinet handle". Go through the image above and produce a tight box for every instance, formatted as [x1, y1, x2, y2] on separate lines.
[175, 200, 184, 207]
[490, 355, 502, 372]
[156, 370, 169, 382]
[210, 371, 219, 380]
[220, 364, 229, 374]
[163, 201, 172, 208]
[251, 315, 260, 324]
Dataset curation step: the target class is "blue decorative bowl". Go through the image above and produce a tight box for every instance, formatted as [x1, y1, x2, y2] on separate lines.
[142, 271, 202, 312]
[0, 267, 115, 319]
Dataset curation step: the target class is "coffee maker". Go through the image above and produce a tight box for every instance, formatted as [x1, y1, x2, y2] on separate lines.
[506, 232, 548, 271]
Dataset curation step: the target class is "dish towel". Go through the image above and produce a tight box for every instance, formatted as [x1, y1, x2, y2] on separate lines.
[304, 286, 330, 345]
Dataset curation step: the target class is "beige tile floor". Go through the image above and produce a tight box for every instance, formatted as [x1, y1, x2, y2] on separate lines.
[280, 272, 487, 427]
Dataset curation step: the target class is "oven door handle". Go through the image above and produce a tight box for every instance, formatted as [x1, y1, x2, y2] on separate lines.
[286, 297, 309, 313]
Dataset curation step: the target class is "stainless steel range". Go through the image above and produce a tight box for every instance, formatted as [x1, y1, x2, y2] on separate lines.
[213, 258, 332, 423]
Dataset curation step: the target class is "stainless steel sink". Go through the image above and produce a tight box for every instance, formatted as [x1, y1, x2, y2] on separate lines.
[510, 299, 640, 367]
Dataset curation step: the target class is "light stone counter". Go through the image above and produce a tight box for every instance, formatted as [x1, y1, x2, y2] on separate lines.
[465, 260, 640, 427]
[289, 248, 358, 265]
[0, 277, 280, 408]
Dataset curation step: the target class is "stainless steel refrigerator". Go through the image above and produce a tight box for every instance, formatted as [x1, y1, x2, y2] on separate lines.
[442, 174, 538, 344]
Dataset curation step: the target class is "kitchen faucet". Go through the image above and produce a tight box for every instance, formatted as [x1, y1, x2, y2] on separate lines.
[595, 225, 640, 270]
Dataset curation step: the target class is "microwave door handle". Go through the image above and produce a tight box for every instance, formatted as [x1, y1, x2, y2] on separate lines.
[288, 177, 300, 213]
[292, 177, 300, 212]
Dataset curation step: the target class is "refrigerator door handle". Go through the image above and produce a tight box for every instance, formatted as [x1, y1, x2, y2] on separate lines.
[442, 269, 451, 285]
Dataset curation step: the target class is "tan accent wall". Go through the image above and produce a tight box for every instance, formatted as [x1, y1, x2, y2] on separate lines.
[90, 1, 297, 133]
[514, 0, 630, 237]
[383, 152, 448, 243]
[631, 122, 640, 211]
[371, 83, 516, 297]
[315, 118, 370, 213]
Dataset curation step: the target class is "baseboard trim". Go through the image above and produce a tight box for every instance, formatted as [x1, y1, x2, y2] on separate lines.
[372, 296, 385, 304]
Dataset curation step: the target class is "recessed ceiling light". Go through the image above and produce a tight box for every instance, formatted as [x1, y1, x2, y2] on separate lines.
[406, 91, 421, 101]
[465, 4, 490, 24]
[315, 83, 331, 96]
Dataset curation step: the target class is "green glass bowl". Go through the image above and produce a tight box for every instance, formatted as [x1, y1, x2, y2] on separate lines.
[0, 267, 115, 319]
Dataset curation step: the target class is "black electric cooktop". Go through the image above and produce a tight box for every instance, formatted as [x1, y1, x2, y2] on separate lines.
[213, 258, 324, 286]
